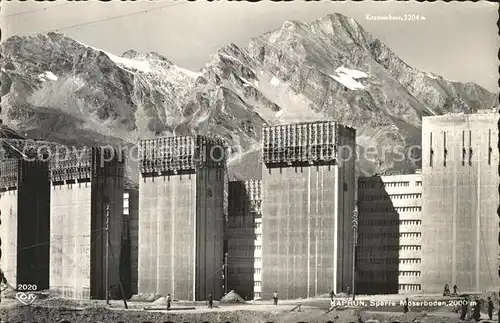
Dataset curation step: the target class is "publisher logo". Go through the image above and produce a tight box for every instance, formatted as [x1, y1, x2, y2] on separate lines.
[16, 292, 37, 306]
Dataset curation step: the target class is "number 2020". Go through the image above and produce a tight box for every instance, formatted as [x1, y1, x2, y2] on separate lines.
[17, 284, 37, 291]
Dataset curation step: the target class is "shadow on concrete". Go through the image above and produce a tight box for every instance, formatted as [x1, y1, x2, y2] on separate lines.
[497, 112, 500, 282]
[120, 185, 139, 300]
[356, 175, 400, 295]
[226, 181, 257, 301]
[16, 160, 51, 291]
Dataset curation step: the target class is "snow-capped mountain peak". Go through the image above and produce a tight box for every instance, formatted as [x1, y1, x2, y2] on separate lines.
[1, 13, 497, 182]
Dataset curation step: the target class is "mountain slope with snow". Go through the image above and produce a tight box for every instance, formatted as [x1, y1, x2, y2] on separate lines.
[1, 13, 497, 182]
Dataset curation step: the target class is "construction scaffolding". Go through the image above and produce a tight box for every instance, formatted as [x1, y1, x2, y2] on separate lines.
[138, 135, 227, 175]
[262, 121, 349, 165]
[49, 147, 125, 183]
[0, 139, 52, 290]
[244, 179, 262, 214]
[0, 138, 61, 160]
[0, 159, 19, 189]
[0, 139, 56, 190]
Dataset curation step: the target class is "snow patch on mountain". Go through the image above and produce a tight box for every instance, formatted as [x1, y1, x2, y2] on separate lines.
[174, 66, 202, 78]
[335, 66, 368, 79]
[74, 39, 200, 78]
[329, 66, 368, 90]
[74, 40, 151, 73]
[107, 53, 152, 73]
[38, 71, 58, 81]
[425, 73, 438, 80]
[330, 73, 365, 90]
[270, 76, 280, 87]
[219, 53, 247, 69]
[239, 76, 253, 87]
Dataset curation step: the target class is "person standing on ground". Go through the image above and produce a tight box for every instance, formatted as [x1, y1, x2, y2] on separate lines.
[273, 290, 278, 306]
[208, 293, 213, 308]
[487, 297, 494, 321]
[166, 294, 171, 310]
[347, 286, 351, 296]
[0, 268, 3, 304]
[473, 298, 481, 322]
[403, 298, 409, 313]
[443, 284, 450, 296]
[329, 289, 335, 300]
[0, 268, 8, 304]
[497, 300, 500, 323]
[460, 296, 468, 320]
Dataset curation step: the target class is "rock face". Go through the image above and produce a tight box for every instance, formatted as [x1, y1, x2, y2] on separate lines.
[1, 13, 497, 182]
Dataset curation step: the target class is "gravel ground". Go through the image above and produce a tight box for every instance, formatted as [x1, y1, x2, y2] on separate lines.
[1, 292, 497, 323]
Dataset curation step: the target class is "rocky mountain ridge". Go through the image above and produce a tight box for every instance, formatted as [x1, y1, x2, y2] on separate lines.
[1, 13, 497, 182]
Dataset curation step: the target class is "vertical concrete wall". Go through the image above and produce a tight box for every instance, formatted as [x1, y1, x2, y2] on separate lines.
[138, 135, 227, 301]
[123, 189, 139, 296]
[138, 177, 156, 294]
[0, 189, 18, 285]
[138, 173, 197, 300]
[50, 183, 92, 299]
[17, 160, 51, 290]
[195, 167, 224, 301]
[337, 126, 356, 294]
[422, 112, 499, 293]
[90, 176, 124, 299]
[262, 164, 338, 299]
[138, 168, 224, 301]
[0, 159, 50, 290]
[260, 122, 356, 299]
[50, 170, 123, 299]
[49, 147, 125, 299]
[130, 189, 139, 296]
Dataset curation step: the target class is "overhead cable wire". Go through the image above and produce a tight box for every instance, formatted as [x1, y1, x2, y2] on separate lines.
[40, 0, 192, 34]
[3, 2, 74, 18]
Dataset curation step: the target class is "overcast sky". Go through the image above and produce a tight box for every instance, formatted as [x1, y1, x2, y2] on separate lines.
[1, 1, 498, 92]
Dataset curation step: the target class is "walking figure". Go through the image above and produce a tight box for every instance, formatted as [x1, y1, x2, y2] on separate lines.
[0, 268, 8, 304]
[273, 290, 278, 306]
[208, 293, 213, 308]
[443, 284, 450, 296]
[329, 289, 335, 300]
[460, 296, 468, 320]
[166, 294, 171, 310]
[403, 298, 409, 313]
[497, 300, 500, 323]
[487, 297, 494, 321]
[472, 299, 481, 322]
[0, 268, 3, 304]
